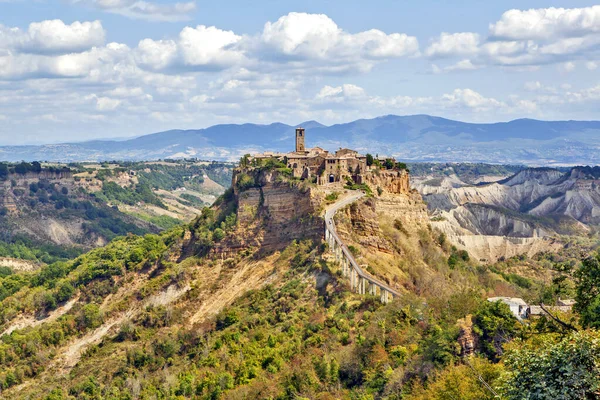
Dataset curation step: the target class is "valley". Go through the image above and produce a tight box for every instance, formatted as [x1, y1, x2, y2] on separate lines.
[0, 154, 598, 399]
[411, 164, 600, 262]
[4, 2, 600, 398]
[0, 160, 233, 268]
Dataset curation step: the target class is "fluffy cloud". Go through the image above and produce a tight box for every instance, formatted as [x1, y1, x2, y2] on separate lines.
[313, 84, 519, 117]
[73, 0, 196, 22]
[178, 26, 244, 68]
[2, 10, 599, 143]
[441, 88, 505, 111]
[425, 32, 480, 58]
[257, 12, 418, 71]
[429, 6, 600, 70]
[134, 25, 244, 72]
[0, 42, 129, 80]
[489, 6, 600, 40]
[133, 12, 418, 74]
[0, 20, 105, 54]
[316, 84, 366, 101]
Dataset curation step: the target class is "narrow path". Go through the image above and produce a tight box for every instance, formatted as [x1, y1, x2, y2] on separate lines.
[324, 190, 401, 300]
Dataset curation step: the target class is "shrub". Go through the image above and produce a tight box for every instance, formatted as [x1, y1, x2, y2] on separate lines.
[236, 173, 255, 191]
[325, 192, 339, 202]
[77, 304, 103, 330]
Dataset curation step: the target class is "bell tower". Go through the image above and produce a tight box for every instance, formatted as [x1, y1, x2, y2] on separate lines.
[295, 127, 305, 153]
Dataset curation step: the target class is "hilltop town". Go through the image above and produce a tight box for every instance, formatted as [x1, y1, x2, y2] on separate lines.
[251, 127, 411, 193]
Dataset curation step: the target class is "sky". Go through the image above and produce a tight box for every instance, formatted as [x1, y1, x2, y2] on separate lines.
[1, 1, 600, 145]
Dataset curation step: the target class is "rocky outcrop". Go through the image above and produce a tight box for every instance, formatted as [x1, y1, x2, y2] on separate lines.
[457, 315, 478, 357]
[365, 169, 411, 194]
[338, 198, 391, 253]
[0, 257, 41, 272]
[411, 166, 600, 262]
[376, 191, 430, 235]
[215, 169, 324, 256]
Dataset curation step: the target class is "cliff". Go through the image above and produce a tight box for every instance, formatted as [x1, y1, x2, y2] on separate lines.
[212, 168, 324, 256]
[365, 169, 411, 194]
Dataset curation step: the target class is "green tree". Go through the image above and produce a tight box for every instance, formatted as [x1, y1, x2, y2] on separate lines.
[501, 331, 600, 400]
[366, 153, 374, 167]
[0, 163, 8, 180]
[472, 301, 518, 360]
[77, 304, 103, 329]
[574, 255, 600, 328]
[239, 154, 251, 168]
[213, 228, 225, 242]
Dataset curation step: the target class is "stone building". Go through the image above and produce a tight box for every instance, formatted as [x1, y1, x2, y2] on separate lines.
[253, 127, 368, 185]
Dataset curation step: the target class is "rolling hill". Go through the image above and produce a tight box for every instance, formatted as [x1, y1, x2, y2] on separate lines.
[1, 115, 600, 165]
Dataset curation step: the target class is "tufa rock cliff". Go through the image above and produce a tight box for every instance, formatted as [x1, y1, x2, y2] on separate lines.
[209, 168, 325, 257]
[365, 169, 411, 194]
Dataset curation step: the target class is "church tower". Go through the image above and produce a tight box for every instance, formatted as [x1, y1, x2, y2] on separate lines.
[295, 127, 305, 153]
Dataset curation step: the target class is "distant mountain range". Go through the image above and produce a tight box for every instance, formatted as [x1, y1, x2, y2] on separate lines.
[2, 115, 600, 165]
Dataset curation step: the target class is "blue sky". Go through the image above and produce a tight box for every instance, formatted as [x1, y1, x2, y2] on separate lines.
[1, 0, 600, 145]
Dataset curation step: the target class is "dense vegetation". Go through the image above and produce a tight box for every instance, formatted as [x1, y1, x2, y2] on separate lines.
[1, 226, 597, 398]
[0, 235, 82, 265]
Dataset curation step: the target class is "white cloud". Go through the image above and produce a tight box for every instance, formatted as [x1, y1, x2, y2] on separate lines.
[558, 61, 576, 73]
[431, 59, 479, 74]
[441, 88, 505, 110]
[0, 20, 105, 54]
[257, 12, 418, 71]
[133, 13, 418, 74]
[73, 0, 196, 22]
[429, 6, 600, 69]
[489, 6, 600, 40]
[313, 84, 520, 118]
[2, 10, 600, 143]
[134, 39, 178, 70]
[315, 84, 366, 102]
[179, 26, 244, 68]
[425, 32, 480, 58]
[94, 96, 122, 111]
[0, 42, 130, 79]
[134, 26, 244, 72]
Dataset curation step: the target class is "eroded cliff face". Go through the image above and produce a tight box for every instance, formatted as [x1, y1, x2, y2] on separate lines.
[214, 169, 324, 256]
[409, 168, 600, 262]
[365, 169, 411, 194]
[337, 198, 391, 253]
